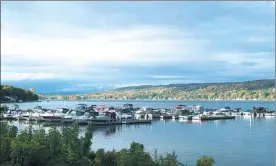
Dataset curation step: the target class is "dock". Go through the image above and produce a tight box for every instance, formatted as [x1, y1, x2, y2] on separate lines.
[200, 116, 235, 121]
[89, 120, 152, 126]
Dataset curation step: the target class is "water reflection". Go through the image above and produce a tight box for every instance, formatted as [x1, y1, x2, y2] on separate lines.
[93, 125, 119, 137]
[2, 114, 274, 166]
[5, 120, 153, 137]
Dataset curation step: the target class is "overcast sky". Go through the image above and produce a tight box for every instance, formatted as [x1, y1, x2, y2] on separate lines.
[1, 1, 275, 93]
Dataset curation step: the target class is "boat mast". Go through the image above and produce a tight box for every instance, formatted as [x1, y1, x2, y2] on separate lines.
[274, 13, 276, 165]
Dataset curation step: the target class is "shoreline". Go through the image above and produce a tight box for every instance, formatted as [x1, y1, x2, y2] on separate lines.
[0, 100, 40, 104]
[37, 99, 274, 102]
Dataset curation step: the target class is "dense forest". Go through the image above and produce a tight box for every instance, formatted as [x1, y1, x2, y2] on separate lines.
[0, 122, 215, 166]
[0, 85, 39, 102]
[41, 79, 275, 101]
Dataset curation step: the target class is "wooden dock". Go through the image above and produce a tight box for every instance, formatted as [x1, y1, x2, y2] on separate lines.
[90, 119, 152, 125]
[200, 116, 235, 121]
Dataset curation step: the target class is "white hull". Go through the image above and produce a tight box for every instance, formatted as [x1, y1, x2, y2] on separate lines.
[265, 113, 275, 117]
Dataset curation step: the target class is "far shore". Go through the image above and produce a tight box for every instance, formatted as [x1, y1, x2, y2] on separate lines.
[37, 99, 275, 102]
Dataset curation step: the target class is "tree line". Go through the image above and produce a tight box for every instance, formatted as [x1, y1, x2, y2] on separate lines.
[0, 85, 39, 102]
[39, 79, 275, 101]
[0, 122, 215, 166]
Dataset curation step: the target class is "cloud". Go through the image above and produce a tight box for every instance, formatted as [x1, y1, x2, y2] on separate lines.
[1, 72, 57, 81]
[152, 75, 188, 79]
[1, 1, 274, 92]
[2, 25, 209, 66]
[245, 36, 272, 43]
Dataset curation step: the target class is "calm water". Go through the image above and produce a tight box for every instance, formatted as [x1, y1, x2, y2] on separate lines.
[4, 100, 275, 110]
[4, 100, 275, 166]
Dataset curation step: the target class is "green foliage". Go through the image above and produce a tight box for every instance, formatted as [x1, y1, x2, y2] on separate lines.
[0, 85, 39, 102]
[0, 122, 213, 166]
[196, 156, 215, 166]
[40, 79, 275, 101]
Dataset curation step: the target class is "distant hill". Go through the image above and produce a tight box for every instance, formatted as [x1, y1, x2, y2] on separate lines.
[115, 79, 274, 91]
[40, 79, 275, 101]
[0, 85, 39, 102]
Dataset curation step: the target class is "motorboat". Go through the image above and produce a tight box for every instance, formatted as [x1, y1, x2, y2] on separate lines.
[62, 109, 85, 123]
[241, 110, 252, 118]
[73, 112, 91, 124]
[90, 112, 120, 125]
[17, 112, 31, 120]
[76, 104, 88, 111]
[265, 111, 275, 117]
[3, 110, 17, 120]
[38, 110, 65, 122]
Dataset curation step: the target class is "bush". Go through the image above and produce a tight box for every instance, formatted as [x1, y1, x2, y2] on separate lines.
[0, 122, 215, 166]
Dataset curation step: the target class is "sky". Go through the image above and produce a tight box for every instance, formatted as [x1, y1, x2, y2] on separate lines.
[1, 1, 275, 93]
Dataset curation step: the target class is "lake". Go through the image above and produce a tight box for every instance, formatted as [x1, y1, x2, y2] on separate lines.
[4, 100, 275, 166]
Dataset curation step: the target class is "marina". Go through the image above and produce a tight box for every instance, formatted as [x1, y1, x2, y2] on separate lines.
[1, 101, 274, 125]
[4, 110, 275, 166]
[1, 100, 275, 166]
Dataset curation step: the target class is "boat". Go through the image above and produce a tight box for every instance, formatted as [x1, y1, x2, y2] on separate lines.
[179, 115, 193, 121]
[134, 111, 152, 120]
[178, 108, 192, 121]
[160, 112, 173, 119]
[89, 113, 121, 125]
[123, 103, 134, 110]
[200, 112, 235, 121]
[37, 110, 65, 122]
[17, 112, 31, 120]
[73, 112, 91, 125]
[232, 108, 243, 116]
[33, 106, 43, 112]
[76, 104, 88, 111]
[90, 111, 152, 125]
[192, 115, 201, 121]
[241, 110, 252, 118]
[62, 109, 85, 123]
[265, 111, 275, 117]
[179, 112, 201, 121]
[28, 116, 38, 121]
[2, 111, 17, 120]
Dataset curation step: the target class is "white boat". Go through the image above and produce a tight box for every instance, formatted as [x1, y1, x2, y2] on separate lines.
[232, 112, 242, 116]
[33, 106, 43, 112]
[76, 104, 88, 111]
[90, 114, 120, 125]
[73, 112, 91, 124]
[265, 112, 275, 117]
[242, 111, 252, 118]
[134, 113, 152, 120]
[62, 110, 85, 123]
[3, 112, 17, 119]
[90, 112, 151, 125]
[119, 113, 135, 124]
[28, 112, 42, 121]
[179, 114, 201, 121]
[3, 110, 18, 119]
[18, 112, 31, 120]
[38, 111, 64, 122]
[192, 115, 201, 121]
[178, 116, 189, 121]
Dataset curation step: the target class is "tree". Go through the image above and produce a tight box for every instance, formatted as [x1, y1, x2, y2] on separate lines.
[196, 156, 215, 166]
[1, 122, 214, 166]
[29, 88, 35, 94]
[1, 85, 39, 102]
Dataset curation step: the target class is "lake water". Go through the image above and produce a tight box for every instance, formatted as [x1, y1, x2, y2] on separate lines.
[4, 100, 275, 166]
[4, 100, 275, 110]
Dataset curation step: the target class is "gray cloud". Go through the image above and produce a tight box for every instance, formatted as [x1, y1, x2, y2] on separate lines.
[1, 2, 274, 92]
